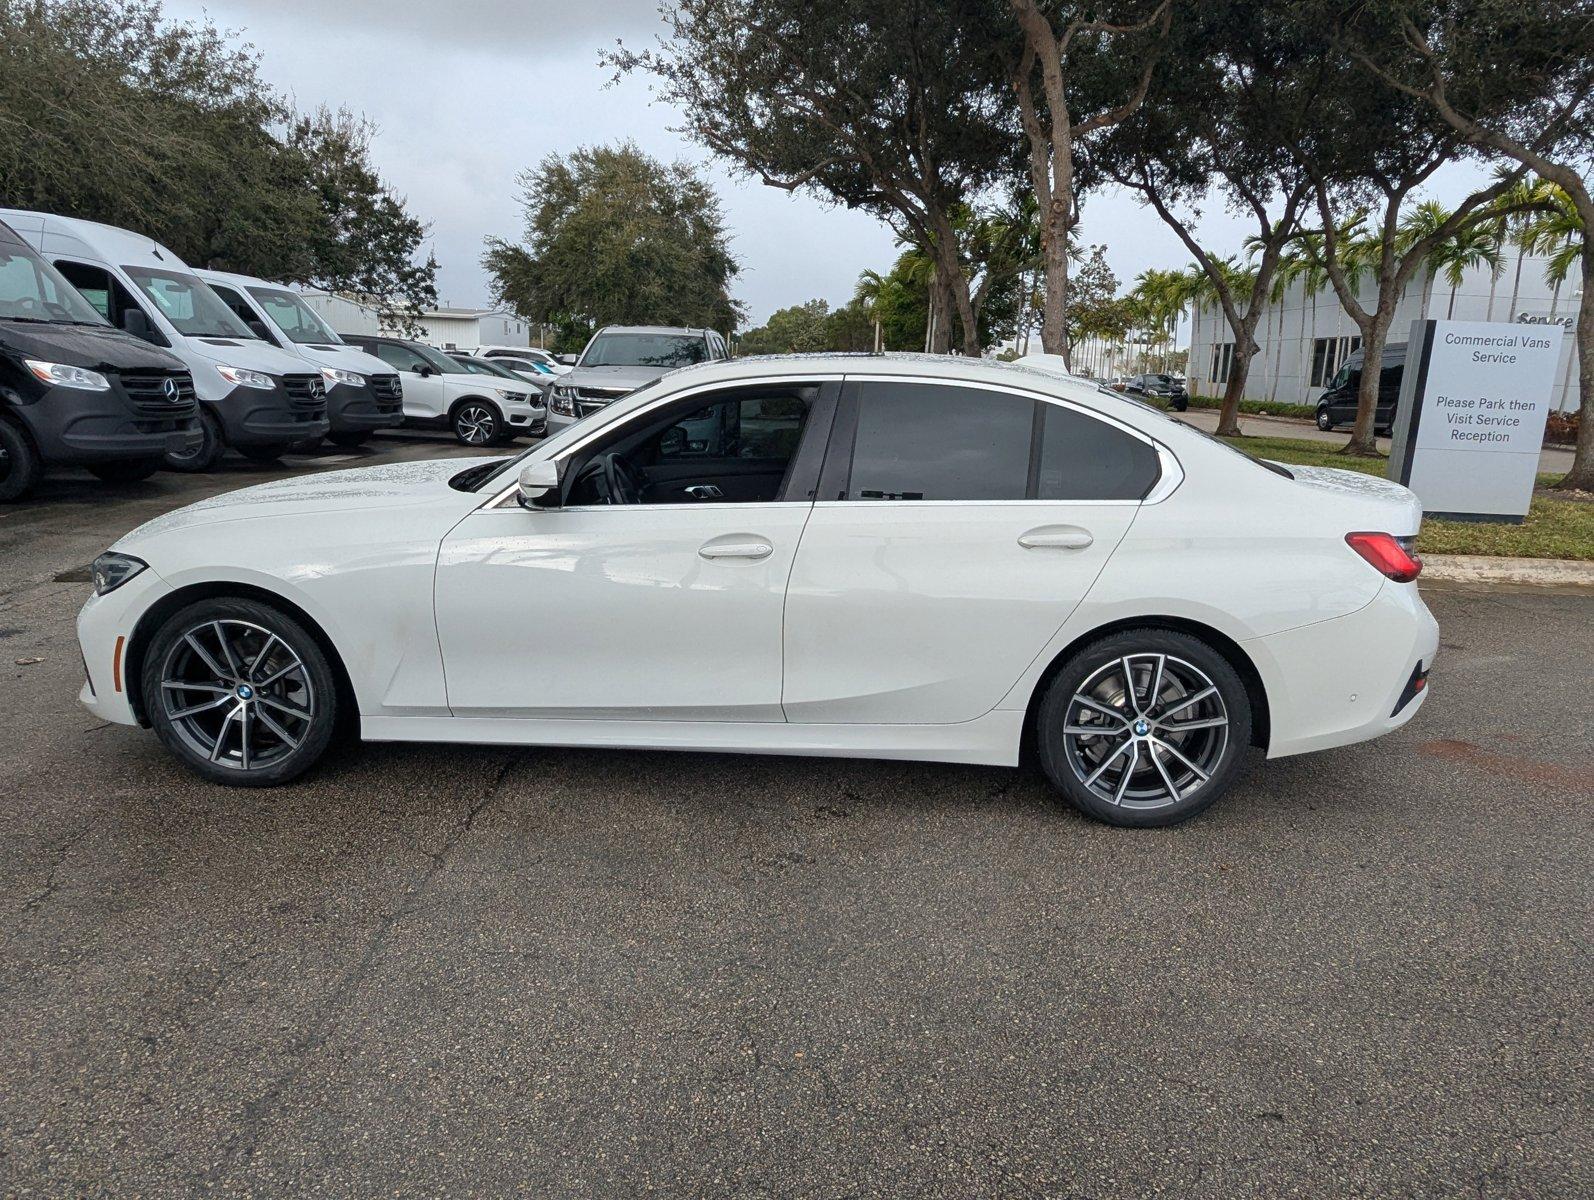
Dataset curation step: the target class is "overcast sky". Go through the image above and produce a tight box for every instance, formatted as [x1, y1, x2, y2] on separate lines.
[165, 0, 1497, 327]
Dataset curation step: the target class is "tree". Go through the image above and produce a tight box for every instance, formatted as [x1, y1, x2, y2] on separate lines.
[0, 0, 436, 330]
[483, 142, 742, 351]
[1002, 0, 1173, 363]
[1337, 0, 1594, 483]
[1089, 0, 1320, 435]
[737, 300, 831, 356]
[1068, 247, 1125, 348]
[606, 0, 1016, 358]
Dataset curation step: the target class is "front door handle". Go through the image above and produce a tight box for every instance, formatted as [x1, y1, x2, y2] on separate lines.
[699, 535, 773, 561]
[1018, 525, 1094, 550]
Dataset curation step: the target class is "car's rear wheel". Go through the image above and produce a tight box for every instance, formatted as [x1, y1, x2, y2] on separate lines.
[1036, 630, 1252, 827]
[1316, 408, 1334, 431]
[141, 598, 340, 787]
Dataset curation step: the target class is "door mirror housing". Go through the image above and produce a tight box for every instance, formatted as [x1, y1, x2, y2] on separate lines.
[415, 364, 436, 377]
[121, 307, 156, 343]
[245, 318, 278, 345]
[517, 459, 560, 508]
[556, 354, 578, 366]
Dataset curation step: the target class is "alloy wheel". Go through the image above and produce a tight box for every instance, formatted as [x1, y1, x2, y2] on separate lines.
[456, 404, 496, 445]
[1061, 653, 1230, 811]
[158, 619, 316, 771]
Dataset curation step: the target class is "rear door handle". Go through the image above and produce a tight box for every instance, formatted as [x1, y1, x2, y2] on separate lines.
[1018, 525, 1094, 550]
[699, 535, 773, 560]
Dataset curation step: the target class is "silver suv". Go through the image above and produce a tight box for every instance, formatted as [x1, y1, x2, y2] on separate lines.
[546, 325, 729, 432]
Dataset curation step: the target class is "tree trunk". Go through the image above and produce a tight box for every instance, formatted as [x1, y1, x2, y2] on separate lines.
[1347, 307, 1391, 456]
[1447, 281, 1458, 319]
[1216, 309, 1262, 438]
[1039, 215, 1071, 364]
[1559, 238, 1594, 491]
[1507, 244, 1525, 316]
[930, 269, 954, 354]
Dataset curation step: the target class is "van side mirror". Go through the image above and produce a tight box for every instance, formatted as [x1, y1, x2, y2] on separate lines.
[246, 319, 279, 345]
[517, 460, 560, 509]
[122, 308, 156, 343]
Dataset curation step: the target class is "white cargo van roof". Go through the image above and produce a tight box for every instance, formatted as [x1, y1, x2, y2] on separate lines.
[0, 210, 187, 272]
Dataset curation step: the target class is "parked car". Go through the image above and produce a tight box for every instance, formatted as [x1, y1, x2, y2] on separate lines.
[1316, 344, 1404, 435]
[76, 355, 1436, 827]
[340, 334, 542, 446]
[475, 345, 569, 375]
[545, 325, 730, 433]
[0, 219, 200, 501]
[445, 354, 548, 432]
[198, 270, 403, 449]
[1, 210, 328, 472]
[447, 351, 550, 393]
[1123, 373, 1189, 411]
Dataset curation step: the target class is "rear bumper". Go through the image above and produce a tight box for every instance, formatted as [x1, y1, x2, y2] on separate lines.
[1248, 581, 1439, 758]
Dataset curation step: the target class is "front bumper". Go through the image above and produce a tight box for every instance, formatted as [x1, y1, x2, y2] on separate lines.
[1249, 580, 1439, 759]
[19, 385, 201, 464]
[326, 381, 404, 435]
[77, 565, 175, 726]
[209, 382, 330, 449]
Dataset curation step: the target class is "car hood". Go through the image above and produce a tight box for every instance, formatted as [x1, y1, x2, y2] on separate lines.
[287, 344, 395, 376]
[563, 364, 667, 393]
[442, 370, 533, 394]
[184, 336, 317, 375]
[0, 319, 187, 373]
[117, 456, 501, 547]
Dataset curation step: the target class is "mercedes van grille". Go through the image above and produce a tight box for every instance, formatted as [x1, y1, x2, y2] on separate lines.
[281, 373, 327, 414]
[119, 369, 197, 415]
[370, 374, 403, 407]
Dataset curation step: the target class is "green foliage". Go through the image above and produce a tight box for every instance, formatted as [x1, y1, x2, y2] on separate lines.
[0, 0, 436, 329]
[483, 142, 742, 349]
[737, 300, 831, 356]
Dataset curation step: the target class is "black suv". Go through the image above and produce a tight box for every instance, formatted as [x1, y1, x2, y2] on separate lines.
[1123, 373, 1189, 411]
[0, 221, 198, 501]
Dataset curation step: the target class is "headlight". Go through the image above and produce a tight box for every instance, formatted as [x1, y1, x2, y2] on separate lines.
[496, 389, 530, 403]
[550, 385, 576, 416]
[321, 367, 366, 388]
[91, 551, 147, 595]
[216, 365, 275, 390]
[24, 360, 110, 392]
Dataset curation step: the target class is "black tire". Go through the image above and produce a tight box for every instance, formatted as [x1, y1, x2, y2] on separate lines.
[165, 408, 224, 473]
[1172, 399, 1188, 412]
[1316, 409, 1333, 432]
[451, 400, 503, 447]
[327, 431, 370, 448]
[1036, 629, 1253, 828]
[88, 458, 162, 484]
[141, 597, 341, 787]
[0, 418, 42, 502]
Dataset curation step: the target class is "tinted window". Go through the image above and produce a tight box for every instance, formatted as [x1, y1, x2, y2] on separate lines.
[582, 332, 708, 368]
[1036, 403, 1160, 500]
[846, 382, 1033, 501]
[372, 342, 429, 372]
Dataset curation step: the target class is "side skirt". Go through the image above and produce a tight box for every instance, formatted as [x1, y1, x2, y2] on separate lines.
[359, 710, 1025, 767]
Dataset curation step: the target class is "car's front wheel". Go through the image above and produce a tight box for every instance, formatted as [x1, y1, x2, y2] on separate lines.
[1316, 408, 1334, 431]
[451, 400, 503, 446]
[141, 598, 340, 787]
[1036, 630, 1252, 827]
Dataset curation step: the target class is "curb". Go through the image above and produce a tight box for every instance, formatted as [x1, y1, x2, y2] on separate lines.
[1423, 554, 1594, 587]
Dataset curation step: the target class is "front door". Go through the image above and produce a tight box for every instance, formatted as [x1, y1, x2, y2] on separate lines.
[782, 378, 1160, 724]
[433, 380, 832, 720]
[370, 342, 446, 419]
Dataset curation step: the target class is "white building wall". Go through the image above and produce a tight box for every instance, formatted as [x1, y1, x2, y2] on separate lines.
[298, 289, 383, 337]
[1188, 251, 1581, 412]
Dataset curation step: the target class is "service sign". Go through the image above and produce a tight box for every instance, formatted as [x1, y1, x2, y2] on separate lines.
[1388, 319, 1563, 522]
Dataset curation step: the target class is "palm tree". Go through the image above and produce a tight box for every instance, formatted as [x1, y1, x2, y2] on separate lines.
[1432, 220, 1503, 318]
[1397, 199, 1452, 321]
[1275, 234, 1329, 403]
[1527, 183, 1582, 317]
[854, 269, 887, 353]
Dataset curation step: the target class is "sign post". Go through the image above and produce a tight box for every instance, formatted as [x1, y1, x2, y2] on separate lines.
[1388, 319, 1563, 523]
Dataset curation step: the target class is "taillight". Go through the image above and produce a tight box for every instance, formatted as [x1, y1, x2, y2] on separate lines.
[1345, 532, 1423, 582]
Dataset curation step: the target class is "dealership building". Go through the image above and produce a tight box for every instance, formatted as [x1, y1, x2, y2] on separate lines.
[298, 290, 534, 352]
[1186, 250, 1582, 412]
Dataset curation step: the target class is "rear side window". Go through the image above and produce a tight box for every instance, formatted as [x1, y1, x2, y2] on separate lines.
[846, 382, 1033, 501]
[1037, 403, 1161, 500]
[840, 381, 1159, 502]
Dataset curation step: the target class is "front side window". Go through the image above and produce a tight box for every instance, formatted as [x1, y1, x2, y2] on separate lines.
[247, 286, 341, 345]
[372, 342, 430, 373]
[846, 382, 1033, 501]
[123, 267, 253, 338]
[581, 332, 709, 368]
[0, 243, 108, 325]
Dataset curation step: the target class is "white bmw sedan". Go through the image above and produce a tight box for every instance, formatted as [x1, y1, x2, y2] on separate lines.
[77, 356, 1436, 826]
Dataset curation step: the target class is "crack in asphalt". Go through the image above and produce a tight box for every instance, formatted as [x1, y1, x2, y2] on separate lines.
[197, 750, 524, 1186]
[14, 821, 95, 920]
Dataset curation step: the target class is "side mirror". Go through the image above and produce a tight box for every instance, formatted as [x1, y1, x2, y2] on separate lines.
[416, 365, 435, 377]
[556, 354, 578, 366]
[517, 460, 560, 509]
[245, 319, 278, 345]
[122, 308, 156, 343]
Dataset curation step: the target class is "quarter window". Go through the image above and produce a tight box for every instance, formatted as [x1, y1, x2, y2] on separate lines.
[1037, 403, 1161, 500]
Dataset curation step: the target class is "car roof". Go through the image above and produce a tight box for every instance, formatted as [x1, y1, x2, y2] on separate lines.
[593, 325, 715, 337]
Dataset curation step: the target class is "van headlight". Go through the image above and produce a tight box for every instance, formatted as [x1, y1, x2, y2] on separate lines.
[91, 552, 147, 595]
[24, 360, 110, 392]
[217, 365, 275, 390]
[321, 367, 366, 388]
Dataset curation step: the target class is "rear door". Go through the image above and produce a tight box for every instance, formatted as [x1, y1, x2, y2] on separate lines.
[782, 377, 1161, 724]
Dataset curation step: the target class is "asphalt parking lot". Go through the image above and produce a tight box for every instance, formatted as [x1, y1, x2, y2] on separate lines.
[2, 434, 1590, 1198]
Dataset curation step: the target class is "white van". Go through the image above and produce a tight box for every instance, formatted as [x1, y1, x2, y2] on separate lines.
[0, 210, 329, 471]
[198, 269, 403, 449]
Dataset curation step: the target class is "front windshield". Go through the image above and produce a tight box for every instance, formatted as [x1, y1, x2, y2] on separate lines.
[581, 332, 706, 368]
[247, 286, 340, 345]
[124, 267, 253, 338]
[0, 241, 108, 325]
